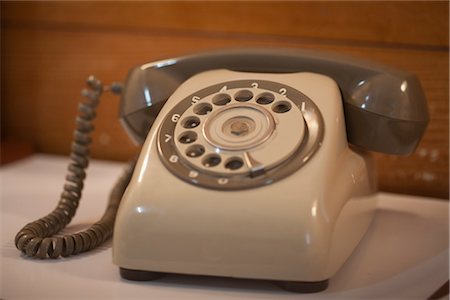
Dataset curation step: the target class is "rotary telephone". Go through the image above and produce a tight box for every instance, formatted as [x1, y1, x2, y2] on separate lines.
[15, 48, 428, 293]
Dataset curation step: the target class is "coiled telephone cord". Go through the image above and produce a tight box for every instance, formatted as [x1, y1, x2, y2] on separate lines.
[14, 76, 134, 259]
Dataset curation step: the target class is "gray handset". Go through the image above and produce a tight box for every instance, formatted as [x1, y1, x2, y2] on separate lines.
[120, 48, 428, 154]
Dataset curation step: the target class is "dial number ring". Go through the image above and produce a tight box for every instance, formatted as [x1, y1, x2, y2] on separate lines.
[157, 80, 324, 190]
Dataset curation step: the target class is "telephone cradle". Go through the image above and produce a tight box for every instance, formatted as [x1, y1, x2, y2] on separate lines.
[15, 49, 428, 293]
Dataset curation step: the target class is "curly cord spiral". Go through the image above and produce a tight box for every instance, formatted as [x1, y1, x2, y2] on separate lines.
[15, 76, 133, 259]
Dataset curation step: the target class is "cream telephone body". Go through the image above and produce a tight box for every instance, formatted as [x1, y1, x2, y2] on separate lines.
[16, 49, 428, 293]
[114, 70, 377, 291]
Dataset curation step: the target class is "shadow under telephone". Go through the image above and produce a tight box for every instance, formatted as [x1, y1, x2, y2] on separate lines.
[15, 48, 428, 293]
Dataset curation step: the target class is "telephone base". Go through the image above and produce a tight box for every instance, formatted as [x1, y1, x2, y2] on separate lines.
[119, 267, 328, 293]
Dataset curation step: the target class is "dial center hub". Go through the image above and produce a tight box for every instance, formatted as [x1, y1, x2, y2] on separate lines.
[224, 117, 254, 137]
[203, 103, 275, 151]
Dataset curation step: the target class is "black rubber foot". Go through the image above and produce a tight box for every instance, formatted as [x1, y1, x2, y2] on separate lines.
[276, 279, 329, 293]
[120, 267, 328, 293]
[120, 267, 165, 281]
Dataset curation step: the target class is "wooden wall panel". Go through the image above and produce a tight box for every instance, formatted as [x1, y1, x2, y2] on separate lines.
[1, 2, 448, 199]
[2, 2, 448, 48]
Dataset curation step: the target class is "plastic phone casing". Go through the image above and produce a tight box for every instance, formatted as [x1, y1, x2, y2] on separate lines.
[113, 70, 377, 282]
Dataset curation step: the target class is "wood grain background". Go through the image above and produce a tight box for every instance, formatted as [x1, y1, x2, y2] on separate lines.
[1, 2, 448, 199]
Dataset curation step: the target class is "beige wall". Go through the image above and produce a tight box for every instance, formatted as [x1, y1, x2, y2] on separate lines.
[1, 2, 448, 198]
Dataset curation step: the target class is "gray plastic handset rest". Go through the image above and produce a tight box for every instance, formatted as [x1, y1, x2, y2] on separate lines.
[119, 48, 428, 155]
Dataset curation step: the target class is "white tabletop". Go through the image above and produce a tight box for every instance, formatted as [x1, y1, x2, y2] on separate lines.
[1, 154, 448, 299]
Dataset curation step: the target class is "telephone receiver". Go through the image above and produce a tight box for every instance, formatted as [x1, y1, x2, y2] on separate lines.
[15, 48, 428, 293]
[121, 48, 428, 154]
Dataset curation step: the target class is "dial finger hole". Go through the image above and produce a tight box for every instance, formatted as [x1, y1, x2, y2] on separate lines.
[212, 93, 231, 106]
[225, 157, 244, 170]
[182, 116, 201, 129]
[272, 101, 292, 113]
[186, 144, 205, 157]
[256, 92, 275, 105]
[234, 90, 253, 102]
[194, 103, 213, 115]
[178, 131, 197, 144]
[202, 154, 221, 168]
